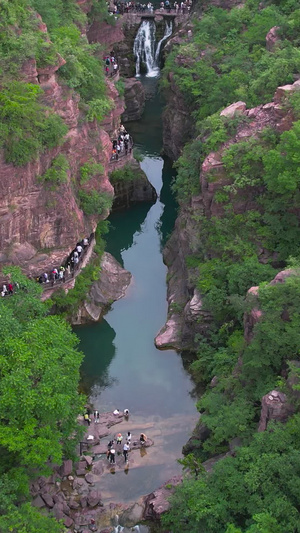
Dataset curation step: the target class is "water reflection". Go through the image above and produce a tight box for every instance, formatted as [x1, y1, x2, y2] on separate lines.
[157, 155, 178, 248]
[78, 319, 117, 396]
[108, 203, 152, 266]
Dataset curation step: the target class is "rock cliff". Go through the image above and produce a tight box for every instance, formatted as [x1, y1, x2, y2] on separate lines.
[0, 7, 155, 280]
[159, 79, 300, 352]
[162, 31, 194, 160]
[0, 12, 123, 277]
[122, 78, 145, 122]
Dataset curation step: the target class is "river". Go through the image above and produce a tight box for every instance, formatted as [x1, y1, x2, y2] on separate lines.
[75, 77, 198, 506]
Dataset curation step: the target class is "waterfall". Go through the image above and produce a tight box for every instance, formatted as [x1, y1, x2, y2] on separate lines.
[133, 19, 173, 78]
[155, 20, 173, 63]
[133, 20, 156, 77]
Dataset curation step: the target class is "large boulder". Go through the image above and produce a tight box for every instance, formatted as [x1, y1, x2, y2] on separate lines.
[258, 390, 294, 431]
[60, 459, 73, 477]
[143, 476, 182, 521]
[274, 79, 300, 103]
[122, 78, 145, 122]
[220, 101, 246, 118]
[87, 489, 102, 507]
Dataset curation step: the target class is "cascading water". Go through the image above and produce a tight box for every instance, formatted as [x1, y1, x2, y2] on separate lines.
[154, 20, 173, 63]
[133, 20, 156, 77]
[134, 19, 173, 77]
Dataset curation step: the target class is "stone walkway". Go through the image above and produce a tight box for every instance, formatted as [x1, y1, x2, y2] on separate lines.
[30, 411, 155, 532]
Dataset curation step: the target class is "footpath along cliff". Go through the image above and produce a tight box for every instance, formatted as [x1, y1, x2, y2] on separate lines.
[0, 0, 154, 281]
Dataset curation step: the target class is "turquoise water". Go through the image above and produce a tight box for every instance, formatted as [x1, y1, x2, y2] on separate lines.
[76, 77, 198, 503]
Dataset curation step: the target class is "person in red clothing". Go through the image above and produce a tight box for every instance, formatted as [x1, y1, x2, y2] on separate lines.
[8, 283, 13, 295]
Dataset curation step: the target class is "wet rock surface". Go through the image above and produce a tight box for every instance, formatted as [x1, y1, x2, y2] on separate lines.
[30, 411, 156, 531]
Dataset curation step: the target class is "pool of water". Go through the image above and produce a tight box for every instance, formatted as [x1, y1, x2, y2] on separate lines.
[75, 76, 198, 504]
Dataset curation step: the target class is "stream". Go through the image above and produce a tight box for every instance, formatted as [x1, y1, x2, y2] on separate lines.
[75, 77, 198, 509]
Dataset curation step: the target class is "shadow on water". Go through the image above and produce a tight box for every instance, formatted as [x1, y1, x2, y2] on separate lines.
[78, 319, 117, 396]
[157, 155, 178, 248]
[106, 203, 152, 267]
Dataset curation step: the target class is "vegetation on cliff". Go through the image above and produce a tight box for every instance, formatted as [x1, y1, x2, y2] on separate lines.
[0, 0, 110, 166]
[163, 0, 300, 530]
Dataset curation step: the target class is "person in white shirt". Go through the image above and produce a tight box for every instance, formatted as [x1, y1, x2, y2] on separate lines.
[109, 447, 116, 464]
[123, 442, 130, 462]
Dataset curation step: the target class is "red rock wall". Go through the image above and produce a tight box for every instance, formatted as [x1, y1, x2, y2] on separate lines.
[0, 14, 125, 277]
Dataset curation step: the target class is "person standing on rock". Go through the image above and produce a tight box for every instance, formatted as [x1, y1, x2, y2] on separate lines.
[116, 433, 123, 445]
[84, 413, 91, 426]
[109, 447, 116, 464]
[126, 431, 132, 444]
[123, 442, 130, 463]
[93, 410, 99, 423]
[124, 408, 129, 417]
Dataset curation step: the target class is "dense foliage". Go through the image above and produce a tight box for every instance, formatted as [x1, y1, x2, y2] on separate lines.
[163, 415, 300, 532]
[163, 0, 300, 530]
[0, 268, 84, 531]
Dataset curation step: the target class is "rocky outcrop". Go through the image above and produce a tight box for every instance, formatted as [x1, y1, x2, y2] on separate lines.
[143, 476, 182, 521]
[155, 197, 212, 351]
[182, 419, 211, 455]
[72, 252, 132, 324]
[162, 68, 193, 160]
[266, 26, 280, 51]
[111, 160, 157, 210]
[258, 390, 294, 431]
[220, 101, 246, 118]
[244, 269, 295, 343]
[122, 78, 145, 122]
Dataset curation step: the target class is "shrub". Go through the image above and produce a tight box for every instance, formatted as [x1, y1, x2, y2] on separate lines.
[78, 189, 113, 215]
[109, 164, 137, 184]
[79, 160, 104, 184]
[87, 98, 113, 122]
[38, 154, 69, 184]
[115, 79, 125, 97]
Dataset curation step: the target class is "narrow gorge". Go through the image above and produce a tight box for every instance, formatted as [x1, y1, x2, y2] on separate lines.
[2, 0, 300, 532]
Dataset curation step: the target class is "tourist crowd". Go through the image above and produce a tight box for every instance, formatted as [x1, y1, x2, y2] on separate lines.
[1, 282, 18, 297]
[110, 0, 192, 14]
[111, 125, 133, 161]
[104, 54, 119, 77]
[37, 237, 90, 287]
[83, 408, 148, 465]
